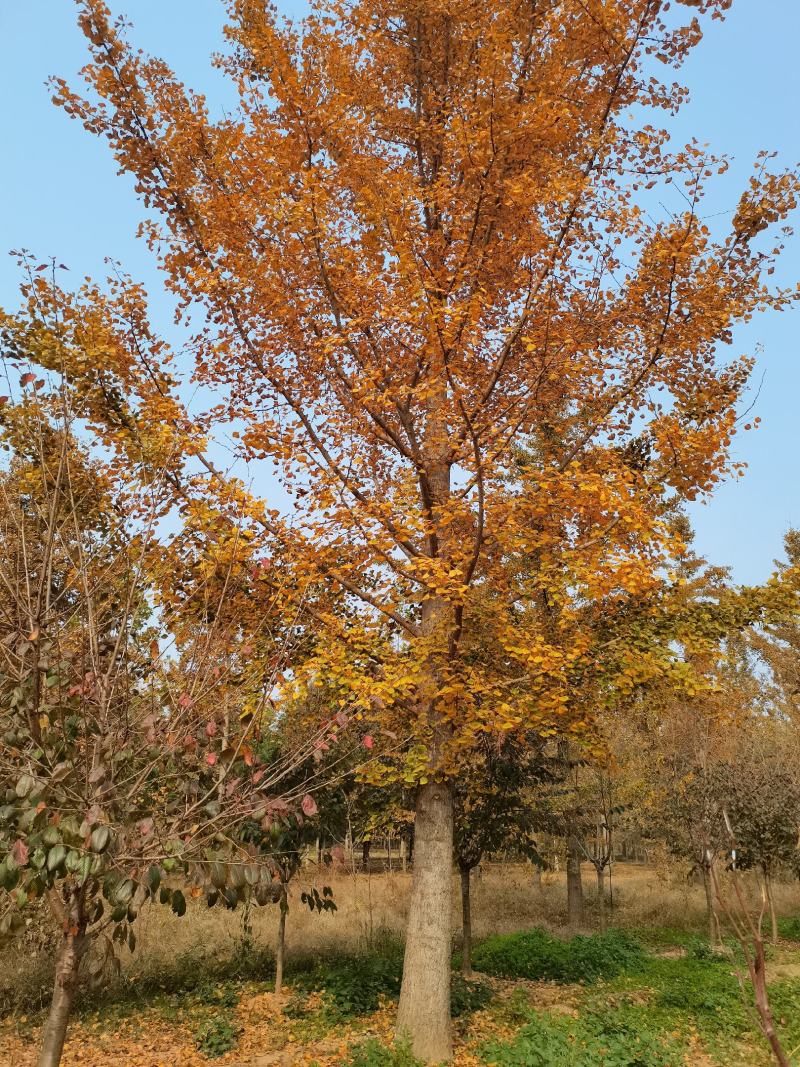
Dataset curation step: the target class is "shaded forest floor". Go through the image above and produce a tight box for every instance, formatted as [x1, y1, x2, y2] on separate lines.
[3, 863, 800, 1065]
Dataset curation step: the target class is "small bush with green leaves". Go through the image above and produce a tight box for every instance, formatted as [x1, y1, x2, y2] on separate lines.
[450, 975, 493, 1017]
[472, 928, 644, 984]
[293, 953, 403, 1017]
[346, 1036, 423, 1067]
[194, 1014, 241, 1058]
[777, 915, 800, 942]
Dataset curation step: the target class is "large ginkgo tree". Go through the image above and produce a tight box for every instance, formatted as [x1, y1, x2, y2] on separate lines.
[31, 0, 800, 1057]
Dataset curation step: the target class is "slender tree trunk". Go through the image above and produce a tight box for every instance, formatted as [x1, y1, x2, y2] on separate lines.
[567, 834, 584, 927]
[400, 835, 408, 873]
[764, 871, 779, 943]
[396, 780, 454, 1063]
[38, 916, 86, 1067]
[460, 862, 473, 978]
[274, 891, 287, 996]
[361, 838, 371, 872]
[702, 862, 721, 949]
[532, 864, 542, 890]
[751, 937, 791, 1066]
[596, 866, 606, 932]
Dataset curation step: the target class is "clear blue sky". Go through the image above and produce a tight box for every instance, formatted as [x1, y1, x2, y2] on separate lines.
[1, 1, 798, 584]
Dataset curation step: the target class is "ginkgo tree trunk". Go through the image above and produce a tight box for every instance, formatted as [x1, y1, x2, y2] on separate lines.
[39, 0, 800, 1058]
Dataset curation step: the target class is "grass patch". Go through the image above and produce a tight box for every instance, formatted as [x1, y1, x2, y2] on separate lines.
[471, 928, 644, 984]
[480, 1002, 686, 1066]
[345, 1036, 423, 1066]
[479, 929, 792, 1066]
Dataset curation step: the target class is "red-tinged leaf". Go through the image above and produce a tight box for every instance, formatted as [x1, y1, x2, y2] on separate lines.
[252, 769, 264, 784]
[243, 748, 254, 767]
[335, 710, 348, 727]
[139, 817, 154, 837]
[362, 735, 374, 749]
[58, 263, 69, 270]
[20, 372, 35, 387]
[314, 738, 329, 751]
[11, 839, 28, 866]
[205, 721, 217, 738]
[206, 752, 217, 767]
[35, 264, 48, 272]
[0, 396, 8, 407]
[178, 692, 192, 709]
[34, 379, 45, 390]
[301, 794, 318, 817]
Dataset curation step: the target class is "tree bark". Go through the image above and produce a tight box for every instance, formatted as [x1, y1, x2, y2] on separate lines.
[361, 838, 371, 873]
[274, 891, 287, 996]
[37, 914, 86, 1067]
[460, 862, 473, 978]
[596, 866, 606, 933]
[702, 862, 721, 950]
[396, 780, 454, 1062]
[764, 871, 779, 944]
[751, 937, 791, 1066]
[567, 834, 584, 927]
[400, 835, 408, 873]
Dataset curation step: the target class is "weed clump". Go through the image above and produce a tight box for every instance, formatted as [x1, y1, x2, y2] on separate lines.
[450, 974, 493, 1017]
[194, 1014, 241, 1058]
[345, 1036, 422, 1066]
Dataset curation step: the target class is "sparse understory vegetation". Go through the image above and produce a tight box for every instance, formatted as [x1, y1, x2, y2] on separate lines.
[3, 862, 800, 1065]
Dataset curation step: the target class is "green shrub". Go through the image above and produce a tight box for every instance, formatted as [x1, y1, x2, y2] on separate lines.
[450, 974, 493, 1017]
[777, 915, 800, 942]
[293, 953, 403, 1017]
[195, 1014, 241, 1057]
[472, 928, 644, 984]
[346, 1036, 422, 1067]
